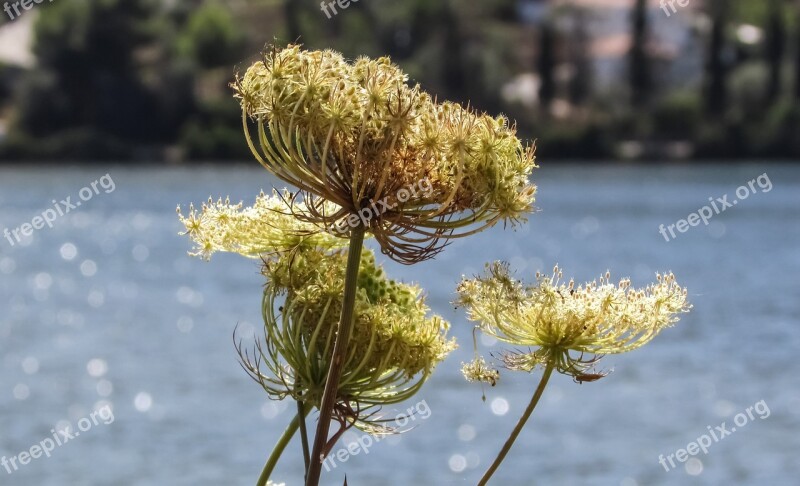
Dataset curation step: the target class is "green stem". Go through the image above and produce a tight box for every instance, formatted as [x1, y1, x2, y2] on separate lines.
[297, 399, 311, 477]
[477, 361, 555, 486]
[257, 409, 310, 486]
[305, 225, 366, 486]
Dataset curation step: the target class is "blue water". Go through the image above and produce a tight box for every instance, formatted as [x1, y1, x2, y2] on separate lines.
[1, 164, 798, 486]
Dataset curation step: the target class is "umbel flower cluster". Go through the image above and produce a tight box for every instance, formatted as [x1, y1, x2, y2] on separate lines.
[178, 193, 455, 431]
[234, 44, 537, 263]
[458, 263, 691, 382]
[177, 43, 694, 486]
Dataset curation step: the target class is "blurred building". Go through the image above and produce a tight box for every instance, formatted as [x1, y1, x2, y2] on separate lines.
[506, 0, 706, 109]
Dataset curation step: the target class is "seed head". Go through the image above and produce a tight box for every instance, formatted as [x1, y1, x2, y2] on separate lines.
[233, 45, 537, 263]
[179, 191, 455, 431]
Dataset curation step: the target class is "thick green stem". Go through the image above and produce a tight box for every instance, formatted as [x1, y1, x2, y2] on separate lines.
[477, 361, 555, 486]
[257, 408, 311, 486]
[305, 225, 366, 486]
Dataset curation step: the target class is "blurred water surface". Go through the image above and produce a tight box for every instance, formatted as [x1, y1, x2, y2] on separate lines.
[1, 164, 798, 486]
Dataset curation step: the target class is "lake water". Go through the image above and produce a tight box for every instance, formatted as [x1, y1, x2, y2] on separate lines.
[1, 164, 798, 486]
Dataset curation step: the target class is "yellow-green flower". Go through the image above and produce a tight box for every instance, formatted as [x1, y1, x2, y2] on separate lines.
[177, 189, 345, 260]
[239, 244, 455, 432]
[462, 357, 500, 386]
[233, 45, 537, 263]
[457, 263, 690, 381]
[178, 192, 455, 431]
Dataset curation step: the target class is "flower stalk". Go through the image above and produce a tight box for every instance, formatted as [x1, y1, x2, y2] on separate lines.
[296, 395, 311, 474]
[477, 361, 554, 486]
[306, 224, 365, 486]
[257, 409, 312, 486]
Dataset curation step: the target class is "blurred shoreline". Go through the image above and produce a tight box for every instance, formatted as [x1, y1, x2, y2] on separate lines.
[3, 1, 800, 164]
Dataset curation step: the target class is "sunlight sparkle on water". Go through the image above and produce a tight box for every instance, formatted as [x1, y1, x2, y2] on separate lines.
[491, 397, 509, 416]
[134, 392, 153, 412]
[87, 358, 108, 378]
[60, 242, 78, 261]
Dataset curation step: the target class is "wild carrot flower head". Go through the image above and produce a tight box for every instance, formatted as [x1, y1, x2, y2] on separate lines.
[233, 45, 537, 263]
[238, 246, 455, 433]
[178, 192, 456, 431]
[456, 263, 690, 381]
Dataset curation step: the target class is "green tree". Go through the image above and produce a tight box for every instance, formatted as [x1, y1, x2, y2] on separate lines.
[284, 0, 301, 42]
[629, 0, 652, 107]
[793, 1, 800, 99]
[765, 0, 786, 104]
[441, 1, 466, 98]
[568, 8, 593, 106]
[538, 20, 556, 109]
[12, 0, 163, 156]
[705, 0, 730, 115]
[177, 2, 246, 69]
